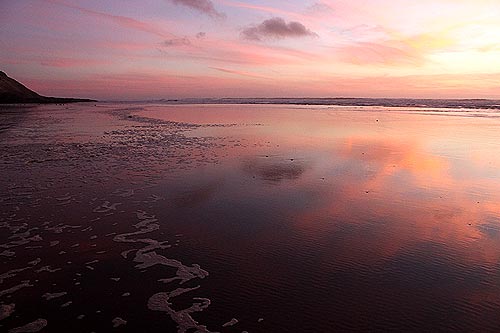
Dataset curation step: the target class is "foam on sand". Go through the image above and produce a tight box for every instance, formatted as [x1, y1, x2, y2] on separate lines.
[114, 210, 216, 332]
[112, 317, 127, 328]
[60, 301, 72, 308]
[148, 287, 213, 333]
[222, 318, 238, 327]
[42, 292, 67, 301]
[0, 281, 33, 297]
[0, 258, 40, 284]
[93, 201, 121, 213]
[0, 105, 242, 332]
[8, 318, 47, 333]
[0, 303, 15, 320]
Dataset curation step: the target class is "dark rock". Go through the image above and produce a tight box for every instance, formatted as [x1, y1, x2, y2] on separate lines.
[0, 70, 97, 104]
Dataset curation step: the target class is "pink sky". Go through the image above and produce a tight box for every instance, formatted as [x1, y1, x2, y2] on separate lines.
[1, 0, 499, 99]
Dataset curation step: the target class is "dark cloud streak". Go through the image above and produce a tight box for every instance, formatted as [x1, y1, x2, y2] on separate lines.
[242, 17, 317, 41]
[168, 0, 225, 18]
[163, 37, 191, 47]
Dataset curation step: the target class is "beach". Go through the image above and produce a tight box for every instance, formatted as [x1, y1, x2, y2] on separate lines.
[2, 103, 500, 332]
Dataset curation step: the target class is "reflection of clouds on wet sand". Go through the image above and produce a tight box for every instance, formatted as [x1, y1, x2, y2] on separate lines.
[337, 137, 448, 175]
[2, 104, 500, 332]
[149, 106, 500, 331]
[291, 136, 500, 268]
[242, 158, 306, 183]
[216, 134, 500, 330]
[173, 182, 221, 208]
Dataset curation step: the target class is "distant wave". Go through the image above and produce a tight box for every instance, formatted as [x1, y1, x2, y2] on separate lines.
[154, 98, 500, 110]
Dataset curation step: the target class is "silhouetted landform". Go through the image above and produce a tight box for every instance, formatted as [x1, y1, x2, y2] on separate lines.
[0, 71, 96, 104]
[159, 98, 500, 109]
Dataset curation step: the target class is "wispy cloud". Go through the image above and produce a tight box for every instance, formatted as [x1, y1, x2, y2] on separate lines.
[168, 0, 225, 18]
[39, 57, 109, 68]
[46, 0, 175, 38]
[210, 67, 270, 79]
[334, 42, 423, 66]
[242, 17, 318, 41]
[163, 37, 191, 47]
[305, 2, 334, 15]
[2, 56, 108, 68]
[220, 0, 305, 20]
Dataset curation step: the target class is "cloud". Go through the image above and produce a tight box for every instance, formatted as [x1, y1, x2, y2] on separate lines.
[39, 57, 108, 68]
[334, 42, 423, 66]
[168, 0, 225, 18]
[242, 17, 317, 41]
[47, 0, 174, 38]
[163, 37, 191, 47]
[223, 1, 305, 20]
[3, 56, 108, 68]
[210, 67, 270, 79]
[305, 2, 334, 15]
[196, 32, 206, 39]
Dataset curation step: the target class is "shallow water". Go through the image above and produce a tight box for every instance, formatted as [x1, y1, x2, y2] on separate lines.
[1, 103, 500, 332]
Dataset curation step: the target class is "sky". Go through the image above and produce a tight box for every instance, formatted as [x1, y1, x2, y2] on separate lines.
[1, 0, 499, 100]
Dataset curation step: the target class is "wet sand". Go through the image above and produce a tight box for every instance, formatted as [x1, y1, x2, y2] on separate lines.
[1, 103, 500, 332]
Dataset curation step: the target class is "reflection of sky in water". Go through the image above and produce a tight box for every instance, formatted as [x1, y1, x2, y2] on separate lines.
[137, 104, 500, 330]
[2, 104, 500, 331]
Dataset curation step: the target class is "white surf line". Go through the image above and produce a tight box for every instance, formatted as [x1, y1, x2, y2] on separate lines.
[113, 210, 216, 333]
